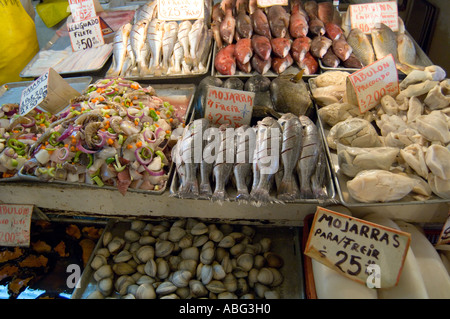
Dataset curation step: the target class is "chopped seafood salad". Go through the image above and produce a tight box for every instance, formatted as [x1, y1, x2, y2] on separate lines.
[19, 78, 186, 195]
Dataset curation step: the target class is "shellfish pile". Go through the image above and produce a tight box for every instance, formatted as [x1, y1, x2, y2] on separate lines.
[85, 219, 285, 299]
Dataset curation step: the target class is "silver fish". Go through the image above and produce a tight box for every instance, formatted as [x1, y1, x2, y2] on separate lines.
[195, 28, 212, 73]
[162, 22, 179, 74]
[277, 114, 303, 201]
[130, 20, 149, 74]
[108, 23, 132, 77]
[212, 124, 234, 203]
[346, 28, 375, 66]
[178, 119, 209, 198]
[199, 123, 216, 198]
[397, 33, 416, 65]
[172, 142, 186, 192]
[188, 19, 206, 67]
[178, 20, 193, 63]
[134, 1, 157, 23]
[171, 41, 184, 74]
[250, 117, 282, 205]
[311, 138, 327, 199]
[233, 125, 254, 202]
[147, 19, 165, 73]
[297, 115, 320, 198]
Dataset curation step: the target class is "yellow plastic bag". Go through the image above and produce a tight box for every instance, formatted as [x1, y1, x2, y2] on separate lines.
[36, 0, 71, 28]
[0, 0, 40, 86]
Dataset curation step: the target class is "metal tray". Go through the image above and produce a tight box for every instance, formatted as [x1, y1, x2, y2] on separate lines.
[309, 78, 450, 207]
[17, 83, 196, 195]
[0, 76, 93, 182]
[71, 219, 305, 299]
[211, 43, 320, 78]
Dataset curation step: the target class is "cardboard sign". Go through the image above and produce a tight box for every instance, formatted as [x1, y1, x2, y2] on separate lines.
[157, 0, 204, 20]
[304, 207, 411, 288]
[347, 54, 399, 113]
[69, 0, 97, 22]
[257, 0, 289, 7]
[0, 204, 33, 247]
[204, 86, 255, 128]
[350, 1, 398, 33]
[19, 68, 81, 116]
[436, 215, 450, 246]
[68, 16, 105, 51]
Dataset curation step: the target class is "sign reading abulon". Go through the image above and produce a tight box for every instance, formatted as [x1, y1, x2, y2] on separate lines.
[304, 207, 411, 288]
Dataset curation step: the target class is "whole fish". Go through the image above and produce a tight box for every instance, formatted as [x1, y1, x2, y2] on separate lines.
[318, 1, 335, 24]
[267, 5, 290, 38]
[297, 115, 320, 198]
[162, 21, 179, 74]
[212, 124, 234, 202]
[199, 121, 215, 198]
[343, 53, 363, 69]
[178, 20, 193, 63]
[250, 117, 282, 205]
[171, 41, 184, 74]
[178, 118, 210, 198]
[397, 33, 416, 65]
[248, 0, 257, 14]
[271, 54, 293, 74]
[237, 60, 252, 73]
[371, 23, 398, 62]
[304, 1, 318, 19]
[271, 37, 291, 58]
[146, 19, 164, 73]
[325, 22, 343, 41]
[251, 8, 271, 38]
[251, 54, 271, 74]
[223, 78, 245, 90]
[310, 35, 332, 59]
[234, 38, 253, 65]
[212, 2, 225, 23]
[133, 0, 157, 23]
[233, 125, 254, 202]
[252, 35, 272, 61]
[346, 28, 375, 66]
[309, 18, 326, 36]
[189, 19, 206, 66]
[108, 23, 132, 77]
[220, 0, 235, 13]
[215, 44, 236, 75]
[235, 3, 253, 40]
[321, 47, 340, 68]
[310, 138, 327, 199]
[299, 52, 318, 75]
[172, 143, 186, 192]
[290, 1, 309, 38]
[198, 29, 213, 73]
[220, 8, 236, 46]
[139, 41, 151, 76]
[124, 30, 136, 76]
[211, 21, 223, 50]
[130, 20, 149, 74]
[291, 36, 311, 63]
[332, 37, 352, 61]
[277, 114, 303, 201]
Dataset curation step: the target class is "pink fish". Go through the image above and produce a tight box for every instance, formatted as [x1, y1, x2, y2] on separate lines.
[251, 8, 271, 38]
[289, 1, 309, 38]
[271, 53, 293, 74]
[299, 52, 318, 75]
[291, 36, 311, 63]
[332, 37, 352, 61]
[325, 22, 343, 41]
[220, 8, 236, 45]
[234, 38, 253, 64]
[251, 35, 272, 61]
[271, 37, 291, 58]
[237, 60, 252, 73]
[215, 44, 236, 75]
[251, 54, 271, 74]
[310, 35, 332, 59]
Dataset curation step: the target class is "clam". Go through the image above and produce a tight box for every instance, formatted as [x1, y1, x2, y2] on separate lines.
[168, 255, 182, 271]
[236, 278, 249, 296]
[139, 235, 156, 245]
[98, 277, 113, 296]
[209, 229, 224, 242]
[129, 242, 141, 254]
[87, 290, 105, 299]
[264, 252, 284, 268]
[178, 234, 193, 249]
[155, 240, 174, 257]
[107, 237, 125, 254]
[131, 272, 142, 282]
[130, 220, 146, 232]
[185, 218, 199, 231]
[229, 232, 245, 242]
[248, 269, 259, 288]
[200, 247, 215, 265]
[159, 231, 169, 241]
[218, 292, 238, 299]
[206, 280, 227, 294]
[189, 280, 208, 297]
[156, 258, 170, 279]
[219, 224, 234, 235]
[113, 250, 133, 263]
[143, 223, 153, 233]
[200, 264, 213, 285]
[236, 253, 254, 272]
[193, 235, 209, 247]
[96, 248, 110, 258]
[254, 255, 266, 269]
[168, 226, 186, 242]
[160, 293, 180, 299]
[127, 284, 139, 296]
[233, 269, 248, 278]
[136, 283, 156, 299]
[127, 258, 138, 269]
[269, 268, 283, 287]
[257, 267, 274, 286]
[180, 246, 199, 261]
[91, 254, 107, 270]
[264, 290, 280, 299]
[259, 238, 271, 253]
[172, 219, 186, 228]
[122, 293, 136, 299]
[178, 259, 198, 275]
[136, 264, 146, 274]
[212, 263, 226, 280]
[176, 287, 191, 299]
[171, 270, 192, 288]
[136, 245, 155, 263]
[124, 230, 140, 242]
[221, 255, 233, 274]
[202, 240, 215, 251]
[254, 283, 270, 298]
[113, 262, 135, 275]
[144, 259, 157, 277]
[190, 222, 208, 235]
[240, 293, 255, 299]
[102, 231, 113, 247]
[244, 244, 260, 256]
[241, 225, 256, 238]
[151, 224, 168, 237]
[215, 247, 228, 262]
[218, 235, 235, 248]
[93, 264, 113, 281]
[223, 273, 237, 293]
[230, 243, 246, 256]
[115, 275, 134, 295]
[155, 281, 177, 295]
[136, 275, 155, 285]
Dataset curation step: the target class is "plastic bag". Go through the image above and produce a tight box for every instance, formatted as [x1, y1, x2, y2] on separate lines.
[0, 0, 40, 85]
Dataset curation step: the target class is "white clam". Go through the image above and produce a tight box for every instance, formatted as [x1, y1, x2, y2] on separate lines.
[189, 279, 208, 297]
[136, 245, 155, 263]
[136, 283, 156, 299]
[155, 240, 174, 257]
[171, 270, 192, 288]
[168, 226, 186, 242]
[156, 281, 178, 295]
[144, 259, 157, 277]
[124, 230, 140, 242]
[191, 222, 208, 235]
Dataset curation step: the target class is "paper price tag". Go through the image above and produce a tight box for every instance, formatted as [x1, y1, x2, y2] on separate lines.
[69, 0, 97, 22]
[0, 204, 33, 247]
[304, 207, 411, 288]
[257, 0, 289, 7]
[436, 215, 450, 246]
[19, 72, 49, 117]
[347, 54, 399, 113]
[68, 16, 105, 52]
[204, 86, 254, 128]
[157, 0, 204, 20]
[350, 1, 398, 33]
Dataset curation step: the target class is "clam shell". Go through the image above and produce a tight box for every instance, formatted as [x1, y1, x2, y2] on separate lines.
[136, 245, 155, 263]
[107, 237, 125, 254]
[171, 270, 192, 288]
[264, 290, 280, 299]
[193, 235, 209, 247]
[178, 259, 198, 275]
[168, 226, 186, 242]
[241, 225, 256, 238]
[254, 283, 270, 298]
[200, 247, 215, 265]
[96, 248, 110, 258]
[98, 277, 113, 296]
[178, 234, 193, 249]
[129, 242, 141, 254]
[136, 283, 156, 299]
[248, 269, 259, 288]
[259, 238, 272, 253]
[160, 293, 180, 299]
[236, 278, 249, 296]
[223, 273, 237, 293]
[176, 287, 191, 299]
[102, 231, 113, 247]
[185, 218, 199, 231]
[218, 292, 238, 299]
[130, 220, 146, 232]
[172, 219, 186, 228]
[221, 255, 233, 274]
[151, 224, 168, 237]
[136, 264, 146, 274]
[190, 222, 208, 235]
[206, 280, 227, 294]
[113, 250, 133, 263]
[139, 235, 156, 245]
[236, 253, 254, 272]
[215, 247, 228, 262]
[113, 262, 135, 275]
[218, 235, 235, 248]
[212, 263, 226, 280]
[124, 230, 140, 242]
[93, 264, 113, 281]
[209, 229, 224, 242]
[127, 284, 139, 296]
[219, 224, 234, 235]
[230, 243, 246, 256]
[240, 293, 255, 299]
[254, 255, 266, 269]
[115, 275, 134, 295]
[264, 252, 284, 268]
[159, 231, 169, 240]
[168, 255, 182, 271]
[269, 267, 283, 287]
[200, 263, 213, 285]
[156, 258, 170, 279]
[144, 259, 157, 277]
[122, 293, 136, 299]
[155, 240, 174, 258]
[257, 267, 274, 286]
[229, 232, 245, 242]
[180, 246, 199, 261]
[91, 254, 107, 270]
[189, 279, 208, 297]
[155, 281, 178, 295]
[136, 275, 155, 285]
[87, 290, 105, 299]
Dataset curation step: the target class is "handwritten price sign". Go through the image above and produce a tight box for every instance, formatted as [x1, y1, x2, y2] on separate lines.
[68, 16, 104, 52]
[304, 207, 411, 288]
[350, 1, 398, 33]
[69, 0, 97, 22]
[347, 54, 399, 113]
[204, 86, 254, 128]
[257, 0, 288, 7]
[158, 0, 204, 20]
[0, 204, 33, 247]
[19, 72, 49, 116]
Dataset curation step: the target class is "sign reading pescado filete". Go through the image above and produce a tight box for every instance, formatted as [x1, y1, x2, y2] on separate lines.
[0, 204, 34, 247]
[204, 86, 255, 128]
[349, 1, 398, 33]
[304, 207, 411, 288]
[346, 54, 399, 113]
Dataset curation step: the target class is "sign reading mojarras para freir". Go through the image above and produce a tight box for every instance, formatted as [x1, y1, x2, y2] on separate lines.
[304, 207, 411, 288]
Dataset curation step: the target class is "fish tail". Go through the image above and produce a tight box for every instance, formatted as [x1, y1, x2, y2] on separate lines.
[199, 182, 213, 199]
[300, 183, 313, 199]
[211, 188, 228, 204]
[235, 188, 250, 204]
[250, 187, 280, 206]
[178, 179, 199, 199]
[277, 175, 300, 202]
